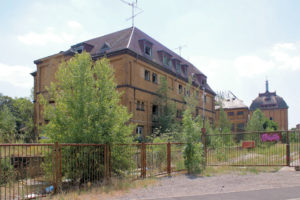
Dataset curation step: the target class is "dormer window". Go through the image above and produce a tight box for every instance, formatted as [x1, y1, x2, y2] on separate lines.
[163, 53, 172, 67]
[99, 42, 111, 53]
[181, 64, 188, 76]
[71, 42, 94, 54]
[144, 45, 152, 57]
[139, 39, 153, 58]
[172, 59, 181, 74]
[74, 46, 83, 54]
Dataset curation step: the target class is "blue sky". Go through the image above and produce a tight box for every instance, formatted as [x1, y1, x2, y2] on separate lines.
[0, 0, 299, 128]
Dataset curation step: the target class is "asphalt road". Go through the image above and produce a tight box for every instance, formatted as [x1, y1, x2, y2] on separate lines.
[145, 186, 300, 200]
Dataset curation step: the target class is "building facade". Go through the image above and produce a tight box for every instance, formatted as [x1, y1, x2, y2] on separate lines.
[32, 27, 216, 137]
[215, 92, 249, 132]
[250, 81, 288, 130]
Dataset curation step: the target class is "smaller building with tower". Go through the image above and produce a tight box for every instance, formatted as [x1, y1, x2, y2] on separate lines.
[249, 80, 289, 131]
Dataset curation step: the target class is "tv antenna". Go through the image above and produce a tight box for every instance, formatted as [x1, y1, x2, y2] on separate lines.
[174, 44, 187, 57]
[121, 0, 143, 27]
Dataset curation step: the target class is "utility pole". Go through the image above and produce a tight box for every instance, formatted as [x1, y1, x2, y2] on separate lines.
[202, 86, 206, 128]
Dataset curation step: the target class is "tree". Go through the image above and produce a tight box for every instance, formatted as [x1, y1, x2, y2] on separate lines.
[0, 105, 16, 142]
[217, 107, 231, 133]
[154, 76, 177, 135]
[182, 80, 205, 174]
[39, 52, 135, 182]
[39, 52, 134, 144]
[13, 98, 35, 142]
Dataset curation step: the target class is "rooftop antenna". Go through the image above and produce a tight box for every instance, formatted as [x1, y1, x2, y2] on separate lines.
[174, 45, 187, 57]
[121, 0, 143, 27]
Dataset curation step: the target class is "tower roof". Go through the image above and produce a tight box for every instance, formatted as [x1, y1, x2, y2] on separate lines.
[250, 81, 288, 111]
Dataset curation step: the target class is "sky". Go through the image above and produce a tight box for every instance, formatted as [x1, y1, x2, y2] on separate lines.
[0, 0, 299, 128]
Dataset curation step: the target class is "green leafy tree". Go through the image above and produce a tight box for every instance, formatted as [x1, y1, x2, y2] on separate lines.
[39, 52, 135, 182]
[154, 76, 177, 135]
[0, 105, 16, 142]
[217, 107, 231, 133]
[13, 98, 35, 142]
[39, 52, 134, 144]
[182, 80, 205, 174]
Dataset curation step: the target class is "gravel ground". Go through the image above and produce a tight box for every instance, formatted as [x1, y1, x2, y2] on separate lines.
[116, 168, 300, 200]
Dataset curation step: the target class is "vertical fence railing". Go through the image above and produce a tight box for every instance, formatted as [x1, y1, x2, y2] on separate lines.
[1, 133, 298, 198]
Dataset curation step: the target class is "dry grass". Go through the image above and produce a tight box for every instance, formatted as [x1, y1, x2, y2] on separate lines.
[204, 166, 280, 177]
[47, 178, 157, 200]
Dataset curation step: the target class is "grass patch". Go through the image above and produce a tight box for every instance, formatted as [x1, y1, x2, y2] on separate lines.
[48, 177, 157, 200]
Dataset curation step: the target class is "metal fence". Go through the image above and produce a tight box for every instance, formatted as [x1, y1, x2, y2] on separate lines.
[205, 130, 300, 167]
[0, 142, 185, 199]
[1, 131, 299, 199]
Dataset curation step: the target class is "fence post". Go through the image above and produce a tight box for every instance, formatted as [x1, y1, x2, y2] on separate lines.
[53, 142, 62, 193]
[141, 143, 146, 178]
[167, 142, 171, 175]
[104, 143, 111, 180]
[286, 132, 290, 166]
[201, 128, 207, 166]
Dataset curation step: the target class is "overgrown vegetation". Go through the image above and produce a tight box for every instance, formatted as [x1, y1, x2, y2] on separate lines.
[39, 52, 135, 182]
[0, 94, 34, 143]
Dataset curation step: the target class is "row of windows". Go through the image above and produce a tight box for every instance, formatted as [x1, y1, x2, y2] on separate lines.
[144, 70, 208, 103]
[144, 70, 158, 84]
[227, 111, 244, 117]
[231, 123, 245, 132]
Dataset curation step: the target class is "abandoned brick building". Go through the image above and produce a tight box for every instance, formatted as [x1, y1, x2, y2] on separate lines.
[250, 80, 288, 130]
[32, 27, 216, 137]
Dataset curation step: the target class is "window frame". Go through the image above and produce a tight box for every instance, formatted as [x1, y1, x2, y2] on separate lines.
[144, 70, 150, 81]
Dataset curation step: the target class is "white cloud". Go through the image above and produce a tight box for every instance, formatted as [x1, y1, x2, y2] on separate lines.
[68, 20, 82, 29]
[17, 23, 81, 46]
[234, 56, 274, 77]
[0, 63, 33, 89]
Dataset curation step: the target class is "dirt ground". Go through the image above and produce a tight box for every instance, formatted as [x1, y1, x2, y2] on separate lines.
[114, 167, 300, 200]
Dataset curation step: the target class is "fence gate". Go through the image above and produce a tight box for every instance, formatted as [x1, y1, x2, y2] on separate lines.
[289, 131, 300, 167]
[205, 131, 299, 167]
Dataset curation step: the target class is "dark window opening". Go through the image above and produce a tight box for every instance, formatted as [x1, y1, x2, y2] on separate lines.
[144, 70, 150, 81]
[141, 102, 144, 111]
[176, 110, 183, 118]
[136, 101, 140, 110]
[145, 45, 152, 57]
[176, 62, 181, 73]
[231, 123, 235, 131]
[270, 117, 273, 120]
[136, 126, 143, 137]
[237, 123, 245, 132]
[178, 84, 183, 94]
[152, 105, 158, 115]
[152, 73, 157, 84]
[237, 111, 244, 115]
[228, 112, 234, 116]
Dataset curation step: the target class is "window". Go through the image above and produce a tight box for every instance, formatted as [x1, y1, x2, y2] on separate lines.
[152, 105, 158, 115]
[176, 110, 183, 118]
[163, 54, 172, 67]
[227, 112, 234, 116]
[231, 123, 235, 131]
[141, 102, 145, 111]
[270, 117, 273, 120]
[144, 70, 150, 81]
[136, 101, 140, 110]
[237, 111, 244, 116]
[175, 62, 181, 73]
[178, 84, 183, 94]
[152, 73, 157, 84]
[144, 45, 152, 57]
[136, 126, 143, 137]
[237, 123, 245, 132]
